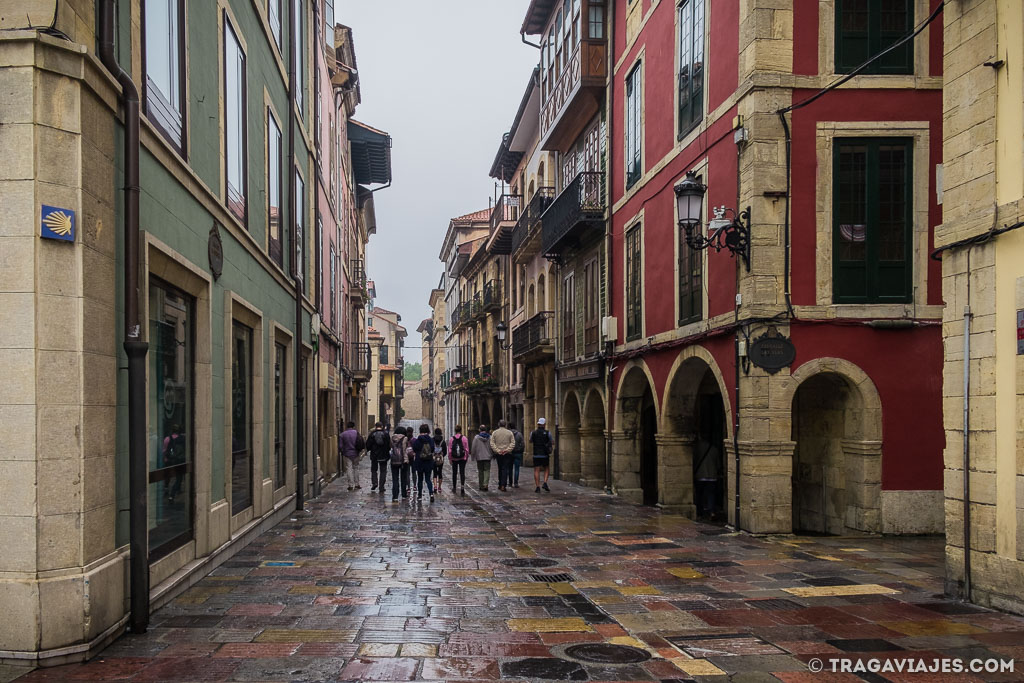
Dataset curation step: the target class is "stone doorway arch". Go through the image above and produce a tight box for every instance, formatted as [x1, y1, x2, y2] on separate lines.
[660, 347, 732, 519]
[786, 358, 882, 534]
[560, 391, 582, 483]
[613, 362, 659, 505]
[580, 388, 607, 489]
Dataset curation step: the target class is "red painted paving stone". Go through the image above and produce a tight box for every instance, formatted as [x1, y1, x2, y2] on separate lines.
[9, 468, 1024, 681]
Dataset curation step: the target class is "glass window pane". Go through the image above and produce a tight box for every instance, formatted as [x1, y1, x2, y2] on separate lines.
[837, 143, 867, 262]
[225, 18, 246, 221]
[295, 171, 305, 278]
[148, 280, 194, 558]
[269, 0, 282, 50]
[231, 321, 253, 514]
[294, 0, 304, 115]
[268, 114, 282, 263]
[274, 342, 287, 488]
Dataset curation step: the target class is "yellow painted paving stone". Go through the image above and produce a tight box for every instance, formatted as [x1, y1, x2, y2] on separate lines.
[592, 530, 623, 535]
[174, 596, 208, 605]
[675, 658, 727, 676]
[288, 585, 342, 595]
[574, 580, 618, 588]
[618, 585, 661, 596]
[497, 585, 557, 597]
[359, 643, 399, 657]
[667, 567, 705, 580]
[841, 548, 868, 552]
[443, 569, 494, 578]
[507, 618, 592, 633]
[257, 629, 357, 643]
[189, 586, 234, 596]
[549, 583, 579, 595]
[878, 620, 986, 637]
[811, 555, 844, 561]
[783, 584, 900, 598]
[400, 643, 438, 657]
[608, 537, 674, 546]
[608, 636, 649, 650]
[590, 595, 625, 605]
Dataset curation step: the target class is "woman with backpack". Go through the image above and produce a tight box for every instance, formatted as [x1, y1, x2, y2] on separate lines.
[389, 427, 410, 502]
[431, 428, 447, 492]
[411, 424, 436, 502]
[448, 425, 470, 495]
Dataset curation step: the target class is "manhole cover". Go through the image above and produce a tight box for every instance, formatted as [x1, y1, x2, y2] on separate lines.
[500, 658, 588, 680]
[531, 572, 575, 583]
[501, 558, 559, 568]
[565, 643, 652, 664]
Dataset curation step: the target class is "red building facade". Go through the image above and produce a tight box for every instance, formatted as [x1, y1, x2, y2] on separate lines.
[602, 0, 945, 534]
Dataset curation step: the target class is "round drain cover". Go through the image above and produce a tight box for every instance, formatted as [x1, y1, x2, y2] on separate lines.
[564, 643, 652, 664]
[500, 558, 559, 568]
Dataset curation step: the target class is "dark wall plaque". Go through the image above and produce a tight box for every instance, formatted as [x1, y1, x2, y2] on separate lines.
[748, 327, 796, 374]
[209, 222, 223, 280]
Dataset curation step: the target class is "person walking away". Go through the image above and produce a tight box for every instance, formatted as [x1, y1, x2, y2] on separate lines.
[471, 425, 493, 491]
[448, 426, 470, 495]
[490, 420, 515, 491]
[411, 424, 436, 502]
[530, 418, 553, 493]
[389, 428, 410, 501]
[366, 422, 391, 493]
[510, 422, 525, 488]
[162, 423, 186, 502]
[431, 428, 447, 492]
[340, 421, 363, 490]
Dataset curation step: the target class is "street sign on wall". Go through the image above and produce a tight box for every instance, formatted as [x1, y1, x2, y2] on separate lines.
[40, 205, 75, 242]
[748, 327, 796, 374]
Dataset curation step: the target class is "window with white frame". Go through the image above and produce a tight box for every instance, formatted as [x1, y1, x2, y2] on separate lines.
[143, 0, 186, 151]
[224, 14, 247, 223]
[625, 63, 642, 189]
[677, 0, 705, 137]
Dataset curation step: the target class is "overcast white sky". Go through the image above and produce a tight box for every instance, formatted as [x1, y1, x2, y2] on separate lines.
[340, 1, 539, 359]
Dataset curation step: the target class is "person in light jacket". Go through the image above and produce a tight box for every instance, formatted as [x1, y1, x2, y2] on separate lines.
[470, 425, 492, 492]
[339, 421, 363, 491]
[490, 420, 515, 492]
[448, 426, 470, 495]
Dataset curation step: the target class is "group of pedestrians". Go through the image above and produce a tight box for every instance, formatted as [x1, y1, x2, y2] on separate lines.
[338, 418, 556, 502]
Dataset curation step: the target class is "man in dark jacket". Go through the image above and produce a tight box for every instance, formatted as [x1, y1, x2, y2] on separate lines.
[411, 424, 436, 502]
[366, 422, 391, 493]
[530, 418, 553, 493]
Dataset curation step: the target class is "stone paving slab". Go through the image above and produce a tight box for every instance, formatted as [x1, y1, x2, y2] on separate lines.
[11, 462, 1024, 682]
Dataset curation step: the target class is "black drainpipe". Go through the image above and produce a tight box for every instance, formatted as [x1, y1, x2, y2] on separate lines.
[98, 0, 148, 635]
[289, 0, 305, 511]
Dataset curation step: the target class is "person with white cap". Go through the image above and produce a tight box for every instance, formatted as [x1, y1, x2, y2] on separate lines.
[529, 417, 553, 493]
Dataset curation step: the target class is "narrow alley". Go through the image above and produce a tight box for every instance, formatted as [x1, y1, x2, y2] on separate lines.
[13, 469, 1023, 682]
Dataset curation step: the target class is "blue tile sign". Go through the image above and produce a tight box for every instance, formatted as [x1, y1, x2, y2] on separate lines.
[40, 205, 75, 242]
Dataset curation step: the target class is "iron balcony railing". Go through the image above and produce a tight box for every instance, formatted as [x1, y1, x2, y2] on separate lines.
[350, 259, 367, 305]
[471, 293, 483, 320]
[482, 279, 500, 312]
[512, 311, 555, 359]
[490, 194, 522, 233]
[511, 187, 555, 256]
[541, 171, 605, 257]
[349, 342, 372, 379]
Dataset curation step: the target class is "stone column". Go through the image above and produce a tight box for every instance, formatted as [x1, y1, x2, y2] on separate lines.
[579, 427, 606, 489]
[726, 440, 795, 533]
[842, 439, 882, 533]
[610, 430, 642, 503]
[558, 426, 581, 483]
[657, 434, 696, 517]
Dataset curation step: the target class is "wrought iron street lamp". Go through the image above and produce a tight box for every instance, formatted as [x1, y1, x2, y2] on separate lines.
[674, 170, 751, 271]
[495, 321, 512, 350]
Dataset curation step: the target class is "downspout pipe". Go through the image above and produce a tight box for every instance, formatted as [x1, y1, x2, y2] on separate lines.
[98, 0, 148, 635]
[603, 0, 615, 496]
[289, 0, 305, 511]
[962, 249, 973, 600]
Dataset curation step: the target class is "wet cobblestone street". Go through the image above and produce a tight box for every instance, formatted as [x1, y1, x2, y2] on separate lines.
[14, 465, 1024, 682]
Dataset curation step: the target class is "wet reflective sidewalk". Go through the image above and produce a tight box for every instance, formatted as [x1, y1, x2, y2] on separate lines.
[14, 464, 1024, 682]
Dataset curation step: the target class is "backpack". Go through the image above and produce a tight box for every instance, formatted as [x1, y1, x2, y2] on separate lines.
[354, 433, 365, 452]
[166, 433, 185, 465]
[512, 430, 525, 454]
[432, 442, 445, 465]
[417, 436, 434, 461]
[390, 437, 407, 465]
[370, 430, 389, 457]
[449, 436, 467, 461]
